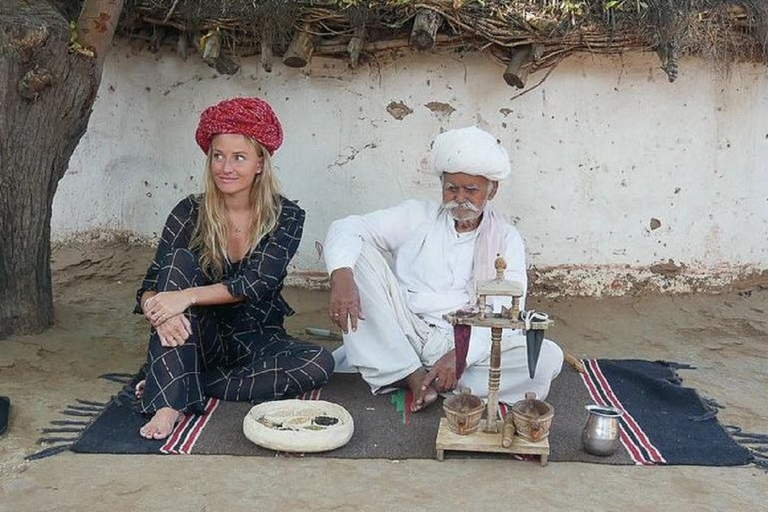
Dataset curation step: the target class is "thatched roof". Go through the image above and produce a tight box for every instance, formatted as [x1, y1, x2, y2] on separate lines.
[59, 1, 768, 83]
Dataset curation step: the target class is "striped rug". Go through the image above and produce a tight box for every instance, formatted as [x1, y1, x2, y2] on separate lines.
[31, 359, 759, 466]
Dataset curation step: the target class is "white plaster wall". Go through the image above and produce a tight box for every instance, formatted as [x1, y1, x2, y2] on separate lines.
[52, 41, 768, 294]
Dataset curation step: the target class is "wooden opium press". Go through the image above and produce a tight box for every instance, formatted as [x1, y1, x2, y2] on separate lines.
[436, 255, 553, 465]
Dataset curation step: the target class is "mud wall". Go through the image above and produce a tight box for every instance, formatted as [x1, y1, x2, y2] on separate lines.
[52, 41, 768, 295]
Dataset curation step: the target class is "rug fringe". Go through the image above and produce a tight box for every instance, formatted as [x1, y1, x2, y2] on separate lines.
[25, 445, 73, 461]
[64, 404, 105, 413]
[59, 410, 99, 417]
[99, 372, 135, 384]
[75, 398, 109, 407]
[50, 419, 90, 426]
[701, 397, 725, 410]
[726, 425, 768, 471]
[27, 372, 137, 462]
[661, 361, 697, 371]
[42, 427, 86, 434]
[687, 410, 718, 422]
[36, 436, 81, 444]
[750, 453, 768, 471]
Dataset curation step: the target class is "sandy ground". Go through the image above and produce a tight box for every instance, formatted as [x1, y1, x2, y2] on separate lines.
[0, 241, 767, 512]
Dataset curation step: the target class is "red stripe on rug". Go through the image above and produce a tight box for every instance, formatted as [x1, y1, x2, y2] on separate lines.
[297, 388, 322, 400]
[160, 412, 196, 454]
[178, 398, 220, 454]
[581, 359, 646, 464]
[160, 398, 219, 455]
[587, 360, 665, 464]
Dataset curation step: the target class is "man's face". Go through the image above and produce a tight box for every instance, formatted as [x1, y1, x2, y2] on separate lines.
[441, 172, 498, 223]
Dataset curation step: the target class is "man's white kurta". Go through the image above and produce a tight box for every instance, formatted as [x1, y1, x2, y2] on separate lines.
[324, 199, 563, 403]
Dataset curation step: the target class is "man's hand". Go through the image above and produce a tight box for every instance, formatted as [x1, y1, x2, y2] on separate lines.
[328, 268, 365, 333]
[155, 314, 192, 347]
[423, 350, 457, 393]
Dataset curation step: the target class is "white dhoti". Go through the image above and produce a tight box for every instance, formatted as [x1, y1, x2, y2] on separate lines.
[333, 244, 564, 404]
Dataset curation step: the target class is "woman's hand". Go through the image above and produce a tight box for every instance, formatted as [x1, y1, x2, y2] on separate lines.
[328, 268, 365, 333]
[155, 314, 192, 347]
[143, 290, 194, 326]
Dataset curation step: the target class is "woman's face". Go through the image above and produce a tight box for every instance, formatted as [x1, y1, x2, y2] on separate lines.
[209, 134, 264, 198]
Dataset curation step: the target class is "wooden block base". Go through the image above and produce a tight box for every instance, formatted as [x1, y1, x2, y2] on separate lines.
[435, 418, 550, 465]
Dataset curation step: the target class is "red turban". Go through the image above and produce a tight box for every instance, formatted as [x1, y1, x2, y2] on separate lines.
[195, 97, 283, 155]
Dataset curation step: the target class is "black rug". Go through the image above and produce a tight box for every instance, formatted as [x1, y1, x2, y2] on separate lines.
[30, 359, 765, 466]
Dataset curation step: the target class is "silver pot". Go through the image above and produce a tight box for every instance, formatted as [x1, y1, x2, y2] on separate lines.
[581, 404, 623, 456]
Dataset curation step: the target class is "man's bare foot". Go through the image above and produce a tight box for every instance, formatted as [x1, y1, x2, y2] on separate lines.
[403, 369, 438, 412]
[135, 379, 145, 399]
[139, 407, 183, 440]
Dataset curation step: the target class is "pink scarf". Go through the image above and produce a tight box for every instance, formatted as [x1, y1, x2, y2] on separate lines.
[454, 206, 507, 378]
[468, 206, 507, 298]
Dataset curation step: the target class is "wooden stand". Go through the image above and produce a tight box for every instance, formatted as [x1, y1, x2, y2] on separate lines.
[437, 255, 552, 466]
[436, 418, 549, 465]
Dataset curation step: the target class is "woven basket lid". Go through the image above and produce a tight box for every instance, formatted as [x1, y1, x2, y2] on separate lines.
[243, 399, 354, 453]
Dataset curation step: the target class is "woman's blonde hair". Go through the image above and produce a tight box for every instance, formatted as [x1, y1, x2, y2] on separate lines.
[190, 136, 282, 280]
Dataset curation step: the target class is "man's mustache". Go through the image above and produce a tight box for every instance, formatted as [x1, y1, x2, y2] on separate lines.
[442, 200, 481, 212]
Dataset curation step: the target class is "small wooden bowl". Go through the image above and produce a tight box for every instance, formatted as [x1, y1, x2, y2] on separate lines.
[507, 392, 554, 442]
[443, 393, 484, 435]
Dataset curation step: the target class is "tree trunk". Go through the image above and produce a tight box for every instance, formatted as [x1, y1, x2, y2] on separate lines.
[0, 0, 120, 339]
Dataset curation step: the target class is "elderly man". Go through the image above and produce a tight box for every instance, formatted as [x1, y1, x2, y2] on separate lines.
[324, 126, 563, 411]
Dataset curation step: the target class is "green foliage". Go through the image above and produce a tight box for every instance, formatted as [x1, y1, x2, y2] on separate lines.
[604, 0, 648, 12]
[559, 0, 585, 16]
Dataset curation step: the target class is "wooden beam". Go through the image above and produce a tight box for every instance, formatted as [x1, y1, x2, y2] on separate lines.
[655, 43, 679, 83]
[283, 24, 315, 68]
[199, 28, 239, 75]
[260, 22, 273, 73]
[347, 25, 365, 69]
[176, 31, 189, 61]
[200, 28, 221, 66]
[503, 45, 533, 89]
[215, 55, 240, 75]
[410, 9, 442, 51]
[76, 0, 125, 69]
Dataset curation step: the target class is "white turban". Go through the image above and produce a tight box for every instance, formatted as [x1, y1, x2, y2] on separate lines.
[429, 126, 511, 181]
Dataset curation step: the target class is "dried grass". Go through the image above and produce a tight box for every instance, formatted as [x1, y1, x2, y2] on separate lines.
[116, 1, 768, 76]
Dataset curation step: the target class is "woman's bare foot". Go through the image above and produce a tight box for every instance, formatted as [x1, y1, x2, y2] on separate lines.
[139, 407, 183, 440]
[134, 379, 146, 399]
[404, 369, 438, 412]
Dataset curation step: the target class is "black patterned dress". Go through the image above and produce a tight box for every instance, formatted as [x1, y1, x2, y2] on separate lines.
[135, 195, 334, 415]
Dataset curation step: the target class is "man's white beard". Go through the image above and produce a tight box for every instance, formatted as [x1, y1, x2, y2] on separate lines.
[443, 200, 484, 222]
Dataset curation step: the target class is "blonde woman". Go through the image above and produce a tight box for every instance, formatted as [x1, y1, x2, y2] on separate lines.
[135, 98, 334, 440]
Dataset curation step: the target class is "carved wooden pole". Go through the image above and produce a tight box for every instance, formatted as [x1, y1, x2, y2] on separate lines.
[283, 24, 315, 68]
[485, 326, 503, 434]
[503, 45, 534, 89]
[410, 9, 442, 50]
